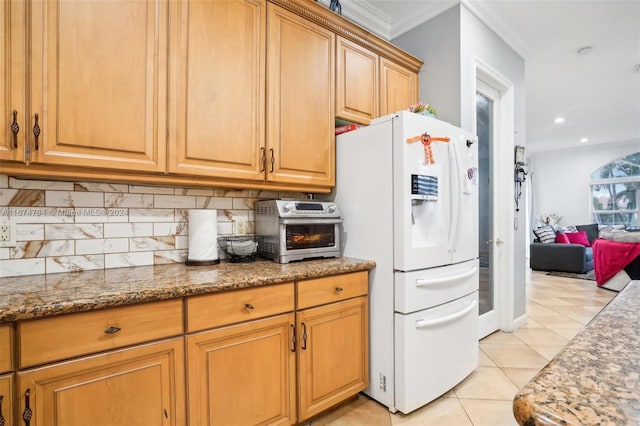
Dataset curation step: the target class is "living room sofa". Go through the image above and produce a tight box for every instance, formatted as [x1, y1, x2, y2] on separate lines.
[529, 223, 598, 274]
[530, 242, 594, 273]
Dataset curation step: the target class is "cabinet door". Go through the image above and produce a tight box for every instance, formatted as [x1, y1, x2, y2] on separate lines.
[380, 57, 418, 116]
[28, 0, 168, 172]
[187, 314, 296, 426]
[297, 296, 369, 421]
[267, 4, 335, 188]
[168, 0, 266, 180]
[17, 338, 185, 426]
[0, 0, 26, 163]
[0, 374, 13, 426]
[336, 37, 379, 125]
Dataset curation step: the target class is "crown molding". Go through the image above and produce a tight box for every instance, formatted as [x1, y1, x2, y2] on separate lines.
[388, 1, 458, 40]
[343, 0, 531, 59]
[460, 0, 530, 59]
[340, 0, 392, 39]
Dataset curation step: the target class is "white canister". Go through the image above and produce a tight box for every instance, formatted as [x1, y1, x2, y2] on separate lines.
[186, 209, 220, 265]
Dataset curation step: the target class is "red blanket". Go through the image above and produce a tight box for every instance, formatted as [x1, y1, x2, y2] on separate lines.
[592, 238, 640, 285]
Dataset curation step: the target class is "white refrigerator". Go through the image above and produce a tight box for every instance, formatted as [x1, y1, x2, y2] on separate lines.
[334, 111, 479, 414]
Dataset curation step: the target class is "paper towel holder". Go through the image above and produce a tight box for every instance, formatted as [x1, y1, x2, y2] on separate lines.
[186, 209, 221, 266]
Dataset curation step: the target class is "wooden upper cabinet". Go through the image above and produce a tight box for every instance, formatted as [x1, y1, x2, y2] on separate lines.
[168, 0, 266, 181]
[380, 57, 418, 116]
[267, 4, 335, 188]
[28, 0, 168, 172]
[0, 0, 26, 163]
[336, 36, 379, 125]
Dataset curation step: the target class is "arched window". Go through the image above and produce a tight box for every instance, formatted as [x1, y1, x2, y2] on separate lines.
[590, 152, 640, 227]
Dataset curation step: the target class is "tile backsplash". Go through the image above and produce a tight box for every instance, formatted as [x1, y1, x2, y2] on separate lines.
[0, 174, 305, 278]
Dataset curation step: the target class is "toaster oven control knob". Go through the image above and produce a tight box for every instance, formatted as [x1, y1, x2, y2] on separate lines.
[281, 203, 293, 213]
[327, 204, 337, 213]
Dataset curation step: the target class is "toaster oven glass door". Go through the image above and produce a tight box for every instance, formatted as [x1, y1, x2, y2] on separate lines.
[285, 223, 336, 250]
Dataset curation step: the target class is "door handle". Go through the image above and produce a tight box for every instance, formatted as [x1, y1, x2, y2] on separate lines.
[495, 239, 504, 246]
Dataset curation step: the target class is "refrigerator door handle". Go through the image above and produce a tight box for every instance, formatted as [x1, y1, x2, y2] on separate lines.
[414, 267, 478, 287]
[414, 299, 477, 329]
[448, 140, 462, 249]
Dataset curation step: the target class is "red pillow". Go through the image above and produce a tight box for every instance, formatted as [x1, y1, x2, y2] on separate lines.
[555, 233, 570, 244]
[565, 231, 590, 247]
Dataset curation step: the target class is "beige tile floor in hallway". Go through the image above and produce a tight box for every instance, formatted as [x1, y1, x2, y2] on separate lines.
[309, 269, 617, 426]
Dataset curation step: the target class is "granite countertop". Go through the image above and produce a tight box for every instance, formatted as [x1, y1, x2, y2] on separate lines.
[513, 280, 640, 425]
[0, 257, 375, 323]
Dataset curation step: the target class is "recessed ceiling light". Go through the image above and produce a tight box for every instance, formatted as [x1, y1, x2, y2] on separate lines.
[554, 117, 565, 124]
[580, 137, 589, 143]
[577, 46, 593, 56]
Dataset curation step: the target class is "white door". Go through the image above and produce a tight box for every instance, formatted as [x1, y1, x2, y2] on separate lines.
[393, 111, 454, 271]
[476, 80, 500, 338]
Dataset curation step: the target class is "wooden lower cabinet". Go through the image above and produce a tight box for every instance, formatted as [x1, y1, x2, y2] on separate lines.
[297, 296, 369, 421]
[187, 313, 296, 426]
[0, 374, 13, 426]
[16, 338, 185, 426]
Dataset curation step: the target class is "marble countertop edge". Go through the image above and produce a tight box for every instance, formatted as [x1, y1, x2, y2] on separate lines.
[0, 257, 376, 323]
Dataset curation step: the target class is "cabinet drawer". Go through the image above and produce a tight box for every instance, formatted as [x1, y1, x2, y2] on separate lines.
[297, 271, 368, 310]
[187, 283, 294, 333]
[0, 324, 11, 373]
[18, 299, 183, 368]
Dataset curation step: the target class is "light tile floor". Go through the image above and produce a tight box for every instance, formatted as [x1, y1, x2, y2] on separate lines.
[309, 269, 617, 426]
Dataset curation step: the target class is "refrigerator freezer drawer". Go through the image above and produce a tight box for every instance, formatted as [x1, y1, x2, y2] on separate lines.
[395, 259, 479, 314]
[394, 291, 478, 414]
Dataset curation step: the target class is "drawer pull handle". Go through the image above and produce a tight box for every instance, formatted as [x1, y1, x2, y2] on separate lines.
[270, 148, 275, 172]
[33, 114, 40, 150]
[301, 322, 308, 350]
[22, 389, 32, 426]
[335, 287, 344, 292]
[244, 303, 255, 310]
[104, 326, 122, 334]
[290, 324, 296, 352]
[260, 147, 266, 172]
[0, 394, 5, 426]
[11, 110, 19, 148]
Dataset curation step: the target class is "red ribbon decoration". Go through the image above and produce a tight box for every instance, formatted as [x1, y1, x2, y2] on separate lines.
[406, 133, 450, 164]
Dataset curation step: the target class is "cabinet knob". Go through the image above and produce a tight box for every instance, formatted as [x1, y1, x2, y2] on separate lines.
[244, 303, 255, 310]
[335, 287, 344, 292]
[104, 326, 122, 334]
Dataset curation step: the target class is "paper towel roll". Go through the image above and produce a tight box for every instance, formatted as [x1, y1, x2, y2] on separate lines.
[187, 209, 220, 265]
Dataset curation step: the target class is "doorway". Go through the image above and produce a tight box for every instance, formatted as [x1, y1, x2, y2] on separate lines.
[474, 60, 516, 338]
[476, 80, 499, 338]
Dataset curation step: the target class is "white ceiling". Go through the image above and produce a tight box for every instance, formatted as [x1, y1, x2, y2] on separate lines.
[339, 0, 640, 153]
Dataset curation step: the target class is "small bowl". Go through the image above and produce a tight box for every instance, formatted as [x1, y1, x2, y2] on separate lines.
[218, 236, 261, 263]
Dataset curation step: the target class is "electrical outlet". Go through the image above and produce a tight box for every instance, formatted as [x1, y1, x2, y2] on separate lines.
[236, 219, 247, 236]
[0, 219, 16, 247]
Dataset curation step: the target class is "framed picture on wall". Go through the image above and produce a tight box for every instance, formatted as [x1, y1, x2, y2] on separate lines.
[515, 145, 525, 166]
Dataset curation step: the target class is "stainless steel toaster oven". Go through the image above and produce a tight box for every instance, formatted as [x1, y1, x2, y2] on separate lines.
[255, 200, 342, 263]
